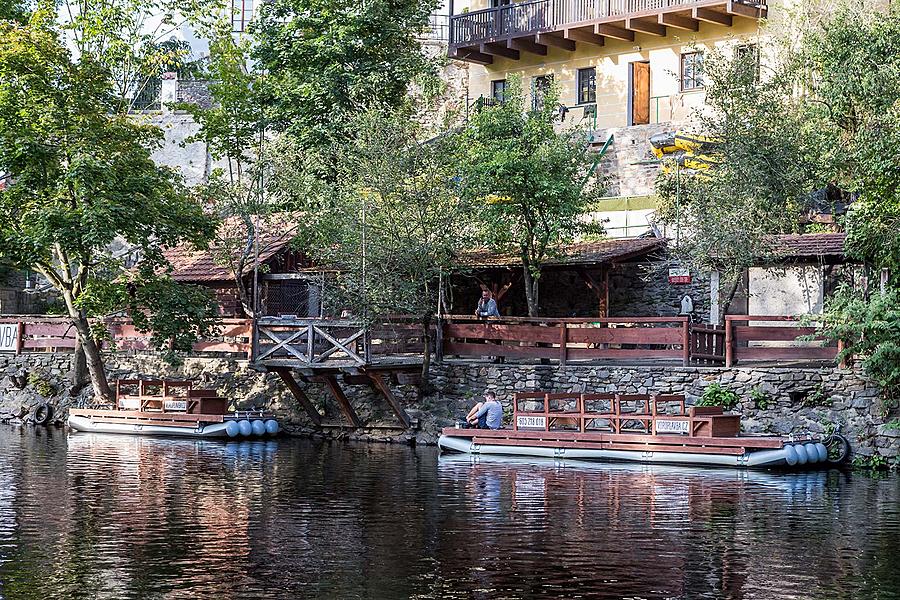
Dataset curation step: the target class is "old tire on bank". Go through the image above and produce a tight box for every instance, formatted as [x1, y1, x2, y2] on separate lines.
[31, 403, 53, 426]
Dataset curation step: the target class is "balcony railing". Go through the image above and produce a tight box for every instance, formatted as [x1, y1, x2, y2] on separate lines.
[450, 0, 766, 48]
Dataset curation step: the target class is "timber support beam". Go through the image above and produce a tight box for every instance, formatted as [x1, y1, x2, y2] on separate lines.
[323, 375, 362, 428]
[367, 372, 411, 429]
[274, 367, 322, 427]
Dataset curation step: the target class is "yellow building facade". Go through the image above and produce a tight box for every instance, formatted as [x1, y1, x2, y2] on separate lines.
[450, 0, 767, 130]
[447, 0, 771, 232]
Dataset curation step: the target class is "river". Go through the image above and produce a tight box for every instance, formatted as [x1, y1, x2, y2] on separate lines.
[1, 426, 899, 599]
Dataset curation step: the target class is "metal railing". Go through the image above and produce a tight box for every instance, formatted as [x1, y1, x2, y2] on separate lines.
[419, 13, 451, 43]
[450, 0, 766, 47]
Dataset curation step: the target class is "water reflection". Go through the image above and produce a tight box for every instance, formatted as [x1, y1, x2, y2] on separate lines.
[0, 427, 899, 599]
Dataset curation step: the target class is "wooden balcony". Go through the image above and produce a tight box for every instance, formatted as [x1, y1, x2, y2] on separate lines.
[448, 0, 767, 64]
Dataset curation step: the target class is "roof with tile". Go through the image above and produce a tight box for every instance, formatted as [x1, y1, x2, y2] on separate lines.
[458, 237, 667, 268]
[164, 216, 299, 283]
[768, 233, 847, 258]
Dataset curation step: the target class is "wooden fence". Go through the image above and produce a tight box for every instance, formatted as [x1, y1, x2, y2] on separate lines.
[441, 315, 691, 365]
[0, 314, 840, 367]
[0, 316, 252, 357]
[441, 315, 839, 367]
[724, 315, 837, 367]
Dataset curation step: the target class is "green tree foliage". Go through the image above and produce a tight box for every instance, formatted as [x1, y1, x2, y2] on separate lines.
[818, 287, 900, 401]
[60, 0, 214, 111]
[457, 77, 603, 316]
[0, 14, 217, 399]
[0, 0, 30, 21]
[181, 24, 281, 317]
[799, 5, 900, 398]
[655, 44, 821, 317]
[800, 5, 900, 279]
[253, 0, 437, 158]
[292, 109, 473, 390]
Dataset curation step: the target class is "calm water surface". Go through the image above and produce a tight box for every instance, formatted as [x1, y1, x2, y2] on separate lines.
[1, 426, 900, 599]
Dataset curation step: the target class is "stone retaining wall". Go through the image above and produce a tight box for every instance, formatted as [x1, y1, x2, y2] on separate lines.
[1, 351, 894, 462]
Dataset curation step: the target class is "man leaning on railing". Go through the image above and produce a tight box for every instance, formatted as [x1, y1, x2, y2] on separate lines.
[475, 290, 500, 318]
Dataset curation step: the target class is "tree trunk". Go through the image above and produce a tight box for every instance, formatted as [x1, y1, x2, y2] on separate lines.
[522, 263, 539, 317]
[72, 316, 113, 403]
[719, 277, 742, 325]
[70, 339, 90, 395]
[418, 314, 432, 400]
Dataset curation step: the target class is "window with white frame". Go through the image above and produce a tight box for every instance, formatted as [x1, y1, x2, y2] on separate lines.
[576, 67, 596, 104]
[232, 0, 254, 32]
[680, 51, 704, 91]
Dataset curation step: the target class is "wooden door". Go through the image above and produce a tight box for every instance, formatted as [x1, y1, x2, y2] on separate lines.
[631, 61, 650, 125]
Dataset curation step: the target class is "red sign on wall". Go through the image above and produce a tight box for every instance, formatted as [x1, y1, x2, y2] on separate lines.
[668, 267, 692, 284]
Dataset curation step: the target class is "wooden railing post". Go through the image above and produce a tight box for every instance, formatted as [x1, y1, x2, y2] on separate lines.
[543, 393, 550, 431]
[682, 318, 690, 366]
[307, 323, 314, 363]
[250, 319, 259, 361]
[724, 317, 733, 367]
[435, 317, 444, 363]
[559, 322, 568, 366]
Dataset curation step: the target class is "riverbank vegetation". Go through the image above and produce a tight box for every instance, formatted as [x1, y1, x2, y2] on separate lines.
[2, 0, 899, 405]
[656, 2, 900, 398]
[0, 10, 218, 401]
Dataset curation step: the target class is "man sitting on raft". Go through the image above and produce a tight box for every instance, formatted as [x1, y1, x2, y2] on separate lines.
[466, 391, 503, 429]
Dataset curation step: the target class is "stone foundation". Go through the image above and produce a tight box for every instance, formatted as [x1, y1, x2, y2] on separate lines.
[0, 351, 894, 462]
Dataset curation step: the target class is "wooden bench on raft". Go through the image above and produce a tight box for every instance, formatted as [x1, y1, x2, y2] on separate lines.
[114, 379, 229, 415]
[512, 391, 740, 438]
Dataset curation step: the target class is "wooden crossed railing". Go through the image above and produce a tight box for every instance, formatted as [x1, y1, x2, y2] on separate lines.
[252, 317, 433, 367]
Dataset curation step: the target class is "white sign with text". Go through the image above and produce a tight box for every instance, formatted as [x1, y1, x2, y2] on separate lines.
[163, 400, 188, 412]
[516, 415, 547, 430]
[0, 324, 18, 352]
[656, 419, 690, 434]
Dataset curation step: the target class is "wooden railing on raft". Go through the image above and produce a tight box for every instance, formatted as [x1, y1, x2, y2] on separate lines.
[0, 316, 252, 357]
[511, 391, 740, 437]
[113, 379, 228, 414]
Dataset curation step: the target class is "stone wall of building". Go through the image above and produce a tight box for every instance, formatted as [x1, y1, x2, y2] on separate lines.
[609, 262, 711, 322]
[176, 79, 214, 109]
[594, 122, 680, 197]
[1, 350, 894, 463]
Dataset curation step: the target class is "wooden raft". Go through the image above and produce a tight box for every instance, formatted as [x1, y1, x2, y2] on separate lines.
[70, 379, 268, 429]
[443, 391, 800, 455]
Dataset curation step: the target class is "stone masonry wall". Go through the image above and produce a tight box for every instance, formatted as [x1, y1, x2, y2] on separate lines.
[1, 350, 894, 463]
[595, 123, 681, 197]
[609, 262, 711, 322]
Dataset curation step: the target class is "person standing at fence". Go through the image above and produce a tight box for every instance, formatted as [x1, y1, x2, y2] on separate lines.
[475, 290, 500, 318]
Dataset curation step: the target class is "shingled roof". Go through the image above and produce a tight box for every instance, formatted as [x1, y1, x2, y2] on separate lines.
[458, 237, 666, 269]
[164, 217, 299, 283]
[768, 233, 847, 258]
